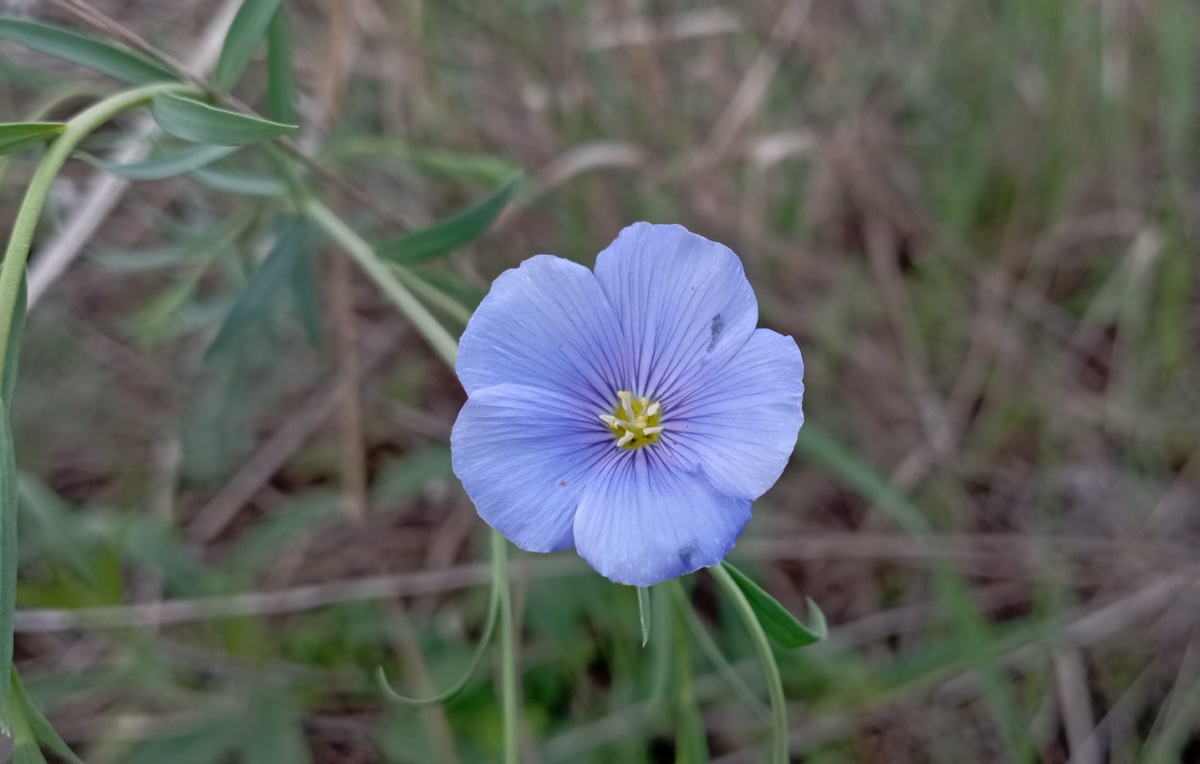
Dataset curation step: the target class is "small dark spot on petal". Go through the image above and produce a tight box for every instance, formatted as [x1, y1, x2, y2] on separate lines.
[678, 544, 696, 566]
[706, 313, 724, 351]
[560, 480, 568, 486]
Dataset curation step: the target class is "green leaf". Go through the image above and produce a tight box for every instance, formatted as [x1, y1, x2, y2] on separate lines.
[213, 0, 284, 91]
[7, 671, 83, 764]
[377, 175, 522, 264]
[207, 220, 311, 354]
[81, 144, 238, 180]
[265, 7, 297, 124]
[151, 94, 296, 146]
[720, 562, 826, 648]
[637, 586, 651, 648]
[0, 123, 64, 157]
[324, 137, 520, 184]
[0, 17, 178, 84]
[0, 406, 17, 719]
[189, 165, 286, 196]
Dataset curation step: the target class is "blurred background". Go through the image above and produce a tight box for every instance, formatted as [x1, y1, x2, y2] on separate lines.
[1, 0, 1199, 761]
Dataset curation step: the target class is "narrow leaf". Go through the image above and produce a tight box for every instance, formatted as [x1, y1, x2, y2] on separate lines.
[377, 175, 522, 264]
[0, 17, 178, 84]
[0, 123, 64, 157]
[9, 671, 83, 764]
[152, 94, 296, 146]
[189, 165, 285, 196]
[637, 586, 651, 648]
[12, 741, 46, 764]
[720, 562, 826, 648]
[207, 220, 310, 355]
[81, 144, 238, 180]
[265, 7, 297, 124]
[213, 0, 284, 91]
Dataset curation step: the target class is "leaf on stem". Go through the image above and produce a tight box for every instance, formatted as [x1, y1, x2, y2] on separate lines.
[0, 123, 65, 157]
[264, 7, 297, 124]
[0, 17, 178, 84]
[80, 144, 238, 180]
[377, 175, 522, 265]
[152, 94, 296, 146]
[719, 561, 827, 648]
[213, 0, 284, 91]
[207, 219, 311, 355]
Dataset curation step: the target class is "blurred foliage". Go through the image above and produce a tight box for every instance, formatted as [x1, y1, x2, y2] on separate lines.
[0, 0, 1198, 762]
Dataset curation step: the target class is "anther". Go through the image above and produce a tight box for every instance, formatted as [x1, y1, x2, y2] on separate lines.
[617, 391, 635, 420]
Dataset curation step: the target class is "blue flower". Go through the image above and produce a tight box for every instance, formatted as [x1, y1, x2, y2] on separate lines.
[451, 223, 804, 586]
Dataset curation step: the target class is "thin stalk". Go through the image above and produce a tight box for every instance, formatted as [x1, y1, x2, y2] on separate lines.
[671, 582, 708, 763]
[0, 81, 199, 382]
[710, 563, 789, 764]
[493, 530, 519, 764]
[300, 197, 459, 368]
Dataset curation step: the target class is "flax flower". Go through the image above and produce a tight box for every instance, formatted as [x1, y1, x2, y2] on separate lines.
[451, 223, 804, 586]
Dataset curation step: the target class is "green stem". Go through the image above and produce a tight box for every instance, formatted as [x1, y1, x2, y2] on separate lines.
[669, 581, 708, 763]
[0, 82, 199, 382]
[300, 197, 460, 369]
[493, 530, 519, 764]
[711, 563, 789, 764]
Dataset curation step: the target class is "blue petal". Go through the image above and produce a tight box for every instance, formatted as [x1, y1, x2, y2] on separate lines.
[457, 255, 628, 410]
[451, 383, 610, 552]
[593, 223, 758, 399]
[667, 329, 804, 500]
[573, 449, 750, 586]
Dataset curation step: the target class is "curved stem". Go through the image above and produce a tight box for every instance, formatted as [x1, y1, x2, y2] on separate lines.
[0, 81, 199, 382]
[376, 532, 503, 705]
[493, 530, 519, 764]
[710, 563, 789, 764]
[299, 197, 459, 369]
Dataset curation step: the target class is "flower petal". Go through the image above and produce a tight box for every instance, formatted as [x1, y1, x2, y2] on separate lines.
[573, 449, 750, 586]
[451, 383, 610, 552]
[593, 223, 758, 399]
[457, 255, 628, 410]
[667, 329, 804, 500]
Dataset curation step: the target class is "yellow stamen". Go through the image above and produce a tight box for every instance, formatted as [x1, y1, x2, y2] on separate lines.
[601, 392, 664, 450]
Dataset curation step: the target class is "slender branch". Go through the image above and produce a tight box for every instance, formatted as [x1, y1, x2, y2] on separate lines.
[494, 531, 519, 764]
[300, 197, 459, 369]
[0, 81, 200, 380]
[711, 563, 789, 764]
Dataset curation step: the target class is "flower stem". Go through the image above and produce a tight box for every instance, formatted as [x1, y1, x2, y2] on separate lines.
[299, 197, 459, 369]
[710, 563, 789, 764]
[668, 580, 708, 763]
[492, 530, 519, 763]
[0, 82, 200, 384]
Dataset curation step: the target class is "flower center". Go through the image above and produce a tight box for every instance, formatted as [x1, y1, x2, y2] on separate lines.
[599, 391, 664, 450]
